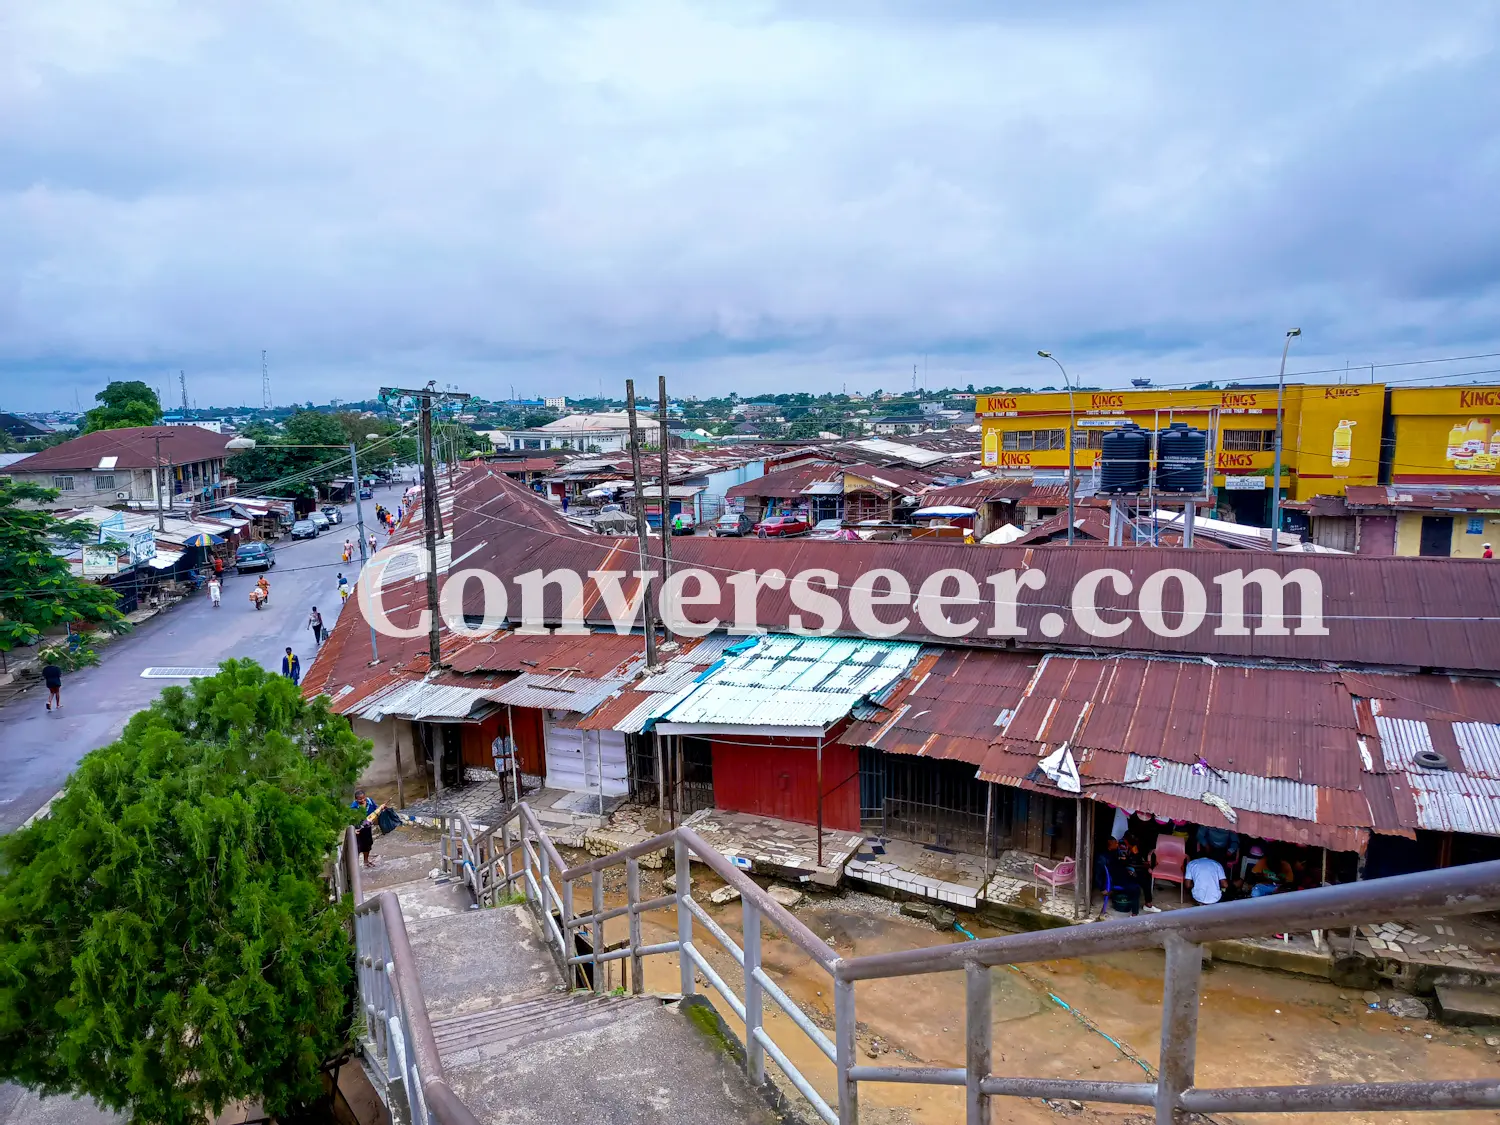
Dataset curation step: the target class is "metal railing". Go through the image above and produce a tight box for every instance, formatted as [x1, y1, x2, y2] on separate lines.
[436, 810, 1500, 1125]
[339, 826, 482, 1125]
[442, 804, 846, 1125]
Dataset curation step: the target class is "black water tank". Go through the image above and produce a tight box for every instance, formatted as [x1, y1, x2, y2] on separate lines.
[1157, 422, 1208, 492]
[1099, 423, 1149, 493]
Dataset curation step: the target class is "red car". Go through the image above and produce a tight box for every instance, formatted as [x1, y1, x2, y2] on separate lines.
[755, 514, 810, 537]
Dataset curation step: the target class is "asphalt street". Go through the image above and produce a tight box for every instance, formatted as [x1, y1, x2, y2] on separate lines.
[0, 482, 409, 837]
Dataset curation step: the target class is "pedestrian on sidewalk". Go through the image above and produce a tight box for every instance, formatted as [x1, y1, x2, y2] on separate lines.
[368, 531, 377, 555]
[43, 660, 63, 712]
[281, 647, 301, 685]
[208, 577, 222, 607]
[309, 606, 324, 645]
[337, 572, 350, 603]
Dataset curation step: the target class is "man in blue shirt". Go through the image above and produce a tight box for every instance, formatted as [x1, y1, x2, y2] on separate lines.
[281, 647, 301, 685]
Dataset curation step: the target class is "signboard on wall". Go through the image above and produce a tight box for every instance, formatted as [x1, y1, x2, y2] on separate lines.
[1224, 475, 1268, 491]
[81, 547, 121, 576]
[129, 529, 157, 563]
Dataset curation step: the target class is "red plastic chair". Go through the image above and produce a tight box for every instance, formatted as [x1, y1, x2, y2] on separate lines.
[1153, 835, 1188, 903]
[1033, 857, 1077, 906]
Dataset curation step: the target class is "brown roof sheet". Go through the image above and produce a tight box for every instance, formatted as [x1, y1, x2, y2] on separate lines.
[9, 425, 233, 472]
[1344, 485, 1500, 512]
[725, 464, 840, 499]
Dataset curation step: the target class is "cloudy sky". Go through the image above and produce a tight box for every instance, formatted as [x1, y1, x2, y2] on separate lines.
[2, 2, 1499, 410]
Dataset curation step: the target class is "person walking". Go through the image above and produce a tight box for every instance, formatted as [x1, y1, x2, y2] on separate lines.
[208, 576, 222, 608]
[309, 606, 324, 645]
[42, 660, 63, 712]
[342, 538, 353, 563]
[212, 555, 224, 581]
[1485, 542, 1494, 559]
[281, 647, 301, 685]
[368, 530, 377, 555]
[337, 572, 350, 603]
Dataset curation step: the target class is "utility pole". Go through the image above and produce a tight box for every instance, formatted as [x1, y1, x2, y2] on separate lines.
[151, 430, 172, 531]
[380, 382, 473, 671]
[657, 376, 674, 640]
[1271, 328, 1302, 552]
[349, 441, 379, 662]
[625, 379, 659, 667]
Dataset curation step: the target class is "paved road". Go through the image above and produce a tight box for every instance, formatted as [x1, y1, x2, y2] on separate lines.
[0, 482, 409, 837]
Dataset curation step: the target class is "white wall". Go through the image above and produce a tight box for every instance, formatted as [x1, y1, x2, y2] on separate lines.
[352, 716, 424, 791]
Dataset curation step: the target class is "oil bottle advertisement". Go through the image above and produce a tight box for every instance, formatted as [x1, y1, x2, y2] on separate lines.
[1445, 417, 1498, 472]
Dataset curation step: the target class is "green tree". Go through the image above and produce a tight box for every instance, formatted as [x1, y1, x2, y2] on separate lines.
[0, 660, 371, 1125]
[80, 381, 162, 433]
[0, 480, 128, 654]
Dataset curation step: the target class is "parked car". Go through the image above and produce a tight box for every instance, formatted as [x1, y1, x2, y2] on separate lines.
[669, 512, 696, 536]
[291, 519, 320, 540]
[320, 504, 344, 525]
[711, 512, 754, 537]
[807, 518, 847, 540]
[755, 514, 810, 538]
[358, 486, 374, 500]
[309, 511, 331, 532]
[234, 542, 276, 573]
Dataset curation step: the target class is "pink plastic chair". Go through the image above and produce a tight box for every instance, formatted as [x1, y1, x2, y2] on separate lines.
[1152, 835, 1188, 903]
[1033, 857, 1077, 906]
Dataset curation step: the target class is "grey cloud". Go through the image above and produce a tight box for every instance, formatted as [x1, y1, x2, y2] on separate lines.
[2, 2, 1499, 408]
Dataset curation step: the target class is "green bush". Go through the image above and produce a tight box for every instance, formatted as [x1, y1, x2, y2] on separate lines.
[36, 640, 100, 672]
[0, 659, 372, 1125]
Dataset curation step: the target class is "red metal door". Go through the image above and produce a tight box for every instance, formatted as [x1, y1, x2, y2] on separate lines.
[709, 738, 859, 831]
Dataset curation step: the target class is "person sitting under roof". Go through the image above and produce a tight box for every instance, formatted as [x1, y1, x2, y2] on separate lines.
[1185, 854, 1228, 906]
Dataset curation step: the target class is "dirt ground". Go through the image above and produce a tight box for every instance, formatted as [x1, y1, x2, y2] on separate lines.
[568, 852, 1500, 1125]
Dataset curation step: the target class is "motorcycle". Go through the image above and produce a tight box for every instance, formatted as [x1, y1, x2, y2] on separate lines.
[250, 579, 270, 610]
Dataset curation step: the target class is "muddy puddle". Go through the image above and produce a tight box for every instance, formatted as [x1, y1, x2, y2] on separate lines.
[568, 860, 1500, 1125]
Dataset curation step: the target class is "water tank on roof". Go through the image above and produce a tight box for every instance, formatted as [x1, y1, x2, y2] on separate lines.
[1156, 422, 1208, 493]
[1099, 423, 1149, 493]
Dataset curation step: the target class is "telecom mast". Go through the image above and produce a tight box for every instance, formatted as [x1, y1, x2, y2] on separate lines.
[261, 350, 272, 409]
[179, 370, 189, 413]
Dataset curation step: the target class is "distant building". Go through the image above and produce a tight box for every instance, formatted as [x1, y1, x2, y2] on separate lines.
[0, 413, 49, 440]
[732, 402, 780, 419]
[4, 425, 234, 509]
[485, 412, 664, 453]
[544, 396, 567, 411]
[869, 416, 926, 436]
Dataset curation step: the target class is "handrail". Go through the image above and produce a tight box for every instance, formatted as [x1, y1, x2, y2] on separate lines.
[381, 807, 1500, 1125]
[838, 857, 1500, 981]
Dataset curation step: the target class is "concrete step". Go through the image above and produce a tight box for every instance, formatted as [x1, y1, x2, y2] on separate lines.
[1434, 983, 1500, 1027]
[432, 994, 656, 1062]
[389, 877, 474, 925]
[405, 904, 563, 1021]
[442, 998, 781, 1125]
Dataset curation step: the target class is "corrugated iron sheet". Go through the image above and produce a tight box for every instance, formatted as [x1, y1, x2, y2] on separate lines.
[1406, 770, 1500, 835]
[1121, 754, 1318, 821]
[486, 673, 633, 714]
[654, 635, 922, 729]
[351, 680, 496, 722]
[1453, 722, 1500, 778]
[1373, 716, 1433, 771]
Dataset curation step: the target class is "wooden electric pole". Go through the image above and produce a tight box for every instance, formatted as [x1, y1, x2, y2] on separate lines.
[625, 379, 658, 667]
[657, 376, 674, 639]
[380, 382, 472, 671]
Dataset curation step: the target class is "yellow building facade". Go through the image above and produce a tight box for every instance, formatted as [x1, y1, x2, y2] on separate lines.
[975, 384, 1386, 503]
[1387, 386, 1500, 485]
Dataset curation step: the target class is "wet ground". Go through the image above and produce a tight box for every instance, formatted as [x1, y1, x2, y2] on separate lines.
[568, 852, 1500, 1125]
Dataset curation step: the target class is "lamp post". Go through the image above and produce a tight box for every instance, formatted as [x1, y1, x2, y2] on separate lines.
[1270, 328, 1301, 552]
[1037, 351, 1077, 545]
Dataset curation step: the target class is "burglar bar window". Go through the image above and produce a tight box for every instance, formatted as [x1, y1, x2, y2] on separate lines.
[52, 475, 75, 491]
[1222, 428, 1275, 452]
[1001, 429, 1066, 451]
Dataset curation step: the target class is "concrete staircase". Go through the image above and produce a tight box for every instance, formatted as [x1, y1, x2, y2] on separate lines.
[360, 826, 780, 1125]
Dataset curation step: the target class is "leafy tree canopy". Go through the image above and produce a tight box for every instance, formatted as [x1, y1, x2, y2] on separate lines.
[81, 382, 162, 434]
[0, 480, 128, 653]
[0, 660, 372, 1125]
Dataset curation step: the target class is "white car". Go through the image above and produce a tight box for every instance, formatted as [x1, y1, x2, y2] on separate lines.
[309, 511, 331, 532]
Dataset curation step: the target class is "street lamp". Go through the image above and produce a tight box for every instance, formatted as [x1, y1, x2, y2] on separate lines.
[1037, 351, 1077, 545]
[1270, 328, 1301, 552]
